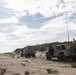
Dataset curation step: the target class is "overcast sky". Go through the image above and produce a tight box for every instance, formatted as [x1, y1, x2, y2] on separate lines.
[0, 0, 76, 53]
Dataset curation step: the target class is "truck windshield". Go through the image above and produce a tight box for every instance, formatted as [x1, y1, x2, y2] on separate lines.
[56, 45, 66, 50]
[56, 46, 61, 49]
[61, 45, 66, 50]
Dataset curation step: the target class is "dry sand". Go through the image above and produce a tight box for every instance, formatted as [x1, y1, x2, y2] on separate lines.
[0, 52, 76, 75]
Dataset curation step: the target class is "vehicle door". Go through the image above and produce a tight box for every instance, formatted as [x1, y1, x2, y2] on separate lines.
[54, 45, 61, 56]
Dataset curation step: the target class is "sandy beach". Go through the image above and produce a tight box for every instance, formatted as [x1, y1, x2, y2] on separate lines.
[0, 52, 76, 75]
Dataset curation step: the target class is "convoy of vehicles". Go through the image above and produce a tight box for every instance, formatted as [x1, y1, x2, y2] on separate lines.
[20, 40, 76, 61]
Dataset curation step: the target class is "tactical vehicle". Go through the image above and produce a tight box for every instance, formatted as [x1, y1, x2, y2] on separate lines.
[46, 43, 76, 61]
[21, 46, 36, 57]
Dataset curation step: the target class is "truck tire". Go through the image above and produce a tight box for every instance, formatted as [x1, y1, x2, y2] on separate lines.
[46, 52, 52, 60]
[25, 54, 28, 57]
[72, 57, 76, 61]
[21, 53, 23, 57]
[32, 54, 35, 57]
[59, 54, 67, 61]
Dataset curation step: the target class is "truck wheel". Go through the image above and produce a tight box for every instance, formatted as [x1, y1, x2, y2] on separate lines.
[59, 54, 67, 61]
[21, 54, 23, 57]
[25, 54, 28, 57]
[46, 55, 52, 60]
[32, 54, 35, 57]
[58, 57, 60, 61]
[46, 52, 52, 60]
[21, 52, 23, 57]
[73, 57, 76, 61]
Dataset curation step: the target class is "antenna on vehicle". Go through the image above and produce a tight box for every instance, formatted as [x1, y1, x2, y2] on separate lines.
[65, 13, 69, 43]
[64, 2, 69, 43]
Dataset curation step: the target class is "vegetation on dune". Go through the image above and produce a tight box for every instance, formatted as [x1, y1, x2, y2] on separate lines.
[21, 63, 26, 67]
[14, 41, 76, 54]
[14, 48, 24, 54]
[13, 73, 20, 75]
[14, 42, 61, 54]
[71, 62, 76, 68]
[0, 68, 7, 75]
[24, 71, 29, 75]
[46, 68, 59, 74]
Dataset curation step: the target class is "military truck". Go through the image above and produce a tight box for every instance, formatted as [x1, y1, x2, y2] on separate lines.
[46, 43, 76, 61]
[21, 46, 36, 57]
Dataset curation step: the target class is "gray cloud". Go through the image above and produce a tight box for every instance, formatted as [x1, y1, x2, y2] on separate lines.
[0, 5, 12, 19]
[68, 13, 76, 23]
[56, 0, 65, 8]
[6, 34, 21, 40]
[0, 23, 15, 32]
[69, 30, 76, 38]
[0, 23, 21, 41]
[0, 2, 19, 20]
[19, 13, 64, 29]
[19, 13, 50, 28]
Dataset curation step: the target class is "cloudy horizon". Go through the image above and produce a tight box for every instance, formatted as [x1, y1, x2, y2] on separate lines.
[0, 0, 76, 53]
